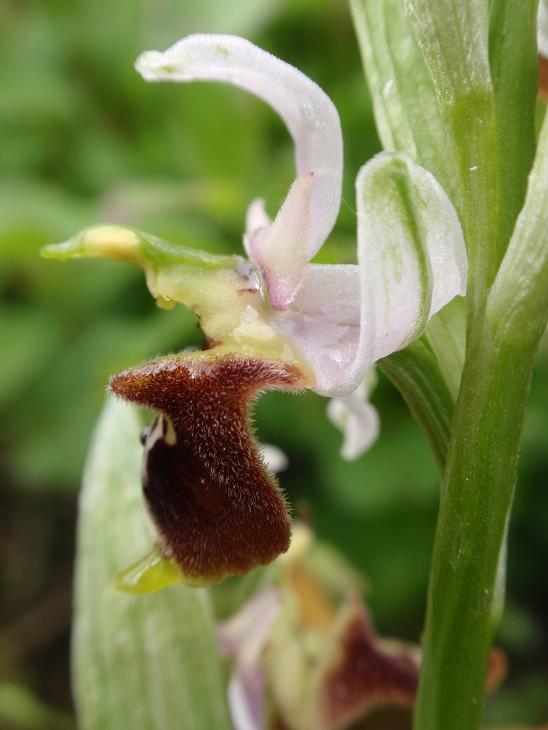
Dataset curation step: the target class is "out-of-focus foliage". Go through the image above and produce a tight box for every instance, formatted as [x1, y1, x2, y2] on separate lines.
[0, 0, 546, 727]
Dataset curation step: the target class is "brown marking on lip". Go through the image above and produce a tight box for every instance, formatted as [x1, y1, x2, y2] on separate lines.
[109, 353, 306, 584]
[201, 335, 220, 351]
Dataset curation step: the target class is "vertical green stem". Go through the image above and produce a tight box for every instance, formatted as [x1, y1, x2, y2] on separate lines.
[414, 105, 548, 730]
[413, 324, 538, 729]
[406, 4, 505, 728]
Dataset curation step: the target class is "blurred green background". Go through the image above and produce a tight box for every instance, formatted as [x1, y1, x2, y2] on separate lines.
[0, 0, 547, 727]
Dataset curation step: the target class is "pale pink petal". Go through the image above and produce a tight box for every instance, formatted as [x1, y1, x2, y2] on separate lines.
[218, 587, 282, 730]
[228, 670, 265, 730]
[270, 155, 466, 397]
[540, 0, 548, 58]
[218, 587, 282, 661]
[260, 443, 289, 473]
[136, 34, 343, 263]
[268, 264, 361, 395]
[342, 153, 467, 394]
[249, 173, 312, 309]
[327, 377, 380, 460]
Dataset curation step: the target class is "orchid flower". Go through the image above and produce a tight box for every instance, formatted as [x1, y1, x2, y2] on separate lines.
[43, 35, 466, 587]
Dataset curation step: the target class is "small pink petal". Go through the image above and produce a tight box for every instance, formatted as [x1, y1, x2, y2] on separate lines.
[269, 152, 467, 398]
[327, 378, 380, 460]
[332, 153, 467, 396]
[250, 172, 313, 309]
[269, 263, 361, 395]
[260, 443, 289, 473]
[539, 0, 548, 58]
[218, 588, 282, 730]
[228, 669, 265, 730]
[243, 198, 271, 259]
[218, 587, 282, 661]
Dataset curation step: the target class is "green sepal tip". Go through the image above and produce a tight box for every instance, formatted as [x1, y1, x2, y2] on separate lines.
[115, 545, 184, 594]
[40, 224, 238, 270]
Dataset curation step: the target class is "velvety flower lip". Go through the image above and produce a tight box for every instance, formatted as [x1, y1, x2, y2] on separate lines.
[109, 353, 307, 585]
[314, 595, 418, 730]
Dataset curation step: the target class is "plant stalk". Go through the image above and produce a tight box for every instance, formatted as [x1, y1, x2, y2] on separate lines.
[413, 320, 539, 730]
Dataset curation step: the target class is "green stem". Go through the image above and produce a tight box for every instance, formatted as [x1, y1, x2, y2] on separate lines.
[414, 109, 548, 730]
[413, 322, 539, 729]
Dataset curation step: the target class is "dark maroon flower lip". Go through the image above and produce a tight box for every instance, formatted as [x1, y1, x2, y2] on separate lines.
[109, 352, 308, 585]
[316, 595, 418, 730]
[313, 594, 506, 730]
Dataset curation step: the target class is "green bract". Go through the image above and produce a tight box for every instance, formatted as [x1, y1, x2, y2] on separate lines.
[73, 398, 231, 730]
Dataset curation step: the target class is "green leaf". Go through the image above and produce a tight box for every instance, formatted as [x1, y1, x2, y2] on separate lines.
[349, 0, 458, 205]
[378, 299, 466, 474]
[0, 682, 74, 730]
[405, 0, 500, 304]
[422, 295, 466, 402]
[487, 112, 548, 347]
[489, 0, 539, 250]
[356, 152, 466, 362]
[350, 3, 470, 469]
[380, 338, 455, 470]
[73, 398, 231, 730]
[405, 0, 492, 101]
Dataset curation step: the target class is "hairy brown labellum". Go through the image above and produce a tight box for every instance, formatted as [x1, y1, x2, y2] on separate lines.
[109, 353, 306, 585]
